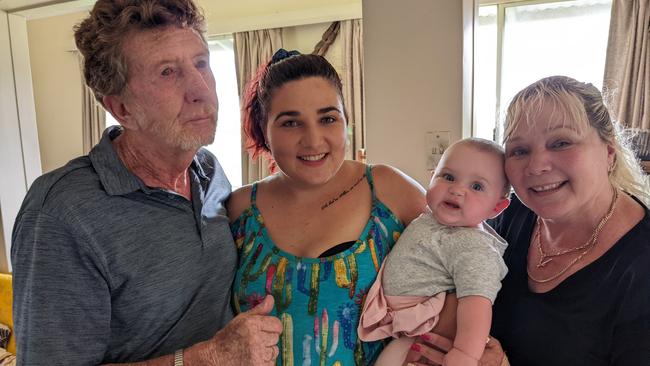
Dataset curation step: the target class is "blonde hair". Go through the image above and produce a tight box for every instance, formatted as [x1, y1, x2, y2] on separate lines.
[504, 76, 649, 204]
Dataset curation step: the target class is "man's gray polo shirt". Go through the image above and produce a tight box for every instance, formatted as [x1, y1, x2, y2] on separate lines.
[11, 127, 237, 365]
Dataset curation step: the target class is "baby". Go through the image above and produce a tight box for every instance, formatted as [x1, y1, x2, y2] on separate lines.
[358, 138, 510, 366]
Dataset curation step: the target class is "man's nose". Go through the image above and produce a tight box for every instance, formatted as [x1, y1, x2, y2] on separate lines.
[184, 67, 215, 104]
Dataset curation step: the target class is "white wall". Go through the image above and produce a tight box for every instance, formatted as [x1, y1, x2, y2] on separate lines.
[201, 0, 361, 35]
[27, 11, 85, 173]
[363, 0, 474, 186]
[0, 12, 41, 272]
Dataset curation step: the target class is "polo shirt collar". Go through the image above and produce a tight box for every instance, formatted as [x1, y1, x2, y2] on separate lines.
[192, 152, 209, 180]
[89, 126, 208, 196]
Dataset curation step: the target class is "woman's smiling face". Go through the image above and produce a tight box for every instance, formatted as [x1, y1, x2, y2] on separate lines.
[264, 76, 347, 187]
[504, 99, 615, 221]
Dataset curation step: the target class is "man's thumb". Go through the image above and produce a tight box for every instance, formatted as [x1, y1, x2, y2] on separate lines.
[247, 295, 275, 315]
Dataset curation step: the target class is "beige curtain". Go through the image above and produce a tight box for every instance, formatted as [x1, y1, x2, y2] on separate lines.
[77, 53, 106, 153]
[341, 19, 365, 161]
[233, 29, 283, 184]
[603, 0, 650, 129]
[81, 85, 106, 153]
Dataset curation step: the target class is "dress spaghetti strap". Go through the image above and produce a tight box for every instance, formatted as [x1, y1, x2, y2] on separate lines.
[365, 164, 377, 200]
[250, 182, 259, 206]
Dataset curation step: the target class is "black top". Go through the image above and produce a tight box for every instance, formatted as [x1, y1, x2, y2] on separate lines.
[489, 195, 650, 366]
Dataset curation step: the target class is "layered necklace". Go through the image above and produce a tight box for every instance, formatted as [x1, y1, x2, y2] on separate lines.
[527, 189, 619, 284]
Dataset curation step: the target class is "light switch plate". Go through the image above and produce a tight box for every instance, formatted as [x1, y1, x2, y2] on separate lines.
[426, 131, 451, 170]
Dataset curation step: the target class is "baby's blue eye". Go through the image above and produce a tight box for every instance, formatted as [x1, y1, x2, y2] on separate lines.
[442, 173, 454, 182]
[471, 183, 484, 191]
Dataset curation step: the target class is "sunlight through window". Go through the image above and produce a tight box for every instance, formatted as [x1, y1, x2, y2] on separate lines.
[474, 0, 613, 142]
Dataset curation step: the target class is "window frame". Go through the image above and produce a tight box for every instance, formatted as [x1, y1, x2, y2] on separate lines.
[473, 0, 611, 141]
[206, 33, 243, 188]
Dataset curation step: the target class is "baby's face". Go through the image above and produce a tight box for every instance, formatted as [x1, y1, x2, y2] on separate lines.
[427, 143, 508, 227]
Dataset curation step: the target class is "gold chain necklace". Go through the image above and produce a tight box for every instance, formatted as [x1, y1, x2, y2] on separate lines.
[527, 189, 619, 284]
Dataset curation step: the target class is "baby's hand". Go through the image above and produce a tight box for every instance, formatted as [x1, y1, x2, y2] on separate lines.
[442, 347, 479, 366]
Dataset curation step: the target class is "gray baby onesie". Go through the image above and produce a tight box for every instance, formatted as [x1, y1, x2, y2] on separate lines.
[383, 212, 508, 303]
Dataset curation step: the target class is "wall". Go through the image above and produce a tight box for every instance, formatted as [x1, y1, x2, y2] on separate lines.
[26, 0, 473, 184]
[0, 12, 41, 272]
[27, 11, 86, 173]
[283, 22, 344, 72]
[201, 0, 360, 35]
[26, 0, 358, 173]
[363, 0, 473, 187]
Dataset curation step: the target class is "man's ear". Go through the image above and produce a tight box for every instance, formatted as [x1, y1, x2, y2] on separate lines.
[103, 94, 135, 129]
[491, 197, 510, 218]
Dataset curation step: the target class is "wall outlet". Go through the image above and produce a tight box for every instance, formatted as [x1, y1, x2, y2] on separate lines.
[426, 131, 451, 170]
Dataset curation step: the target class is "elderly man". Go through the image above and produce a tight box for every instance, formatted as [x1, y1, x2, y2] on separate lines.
[11, 0, 281, 365]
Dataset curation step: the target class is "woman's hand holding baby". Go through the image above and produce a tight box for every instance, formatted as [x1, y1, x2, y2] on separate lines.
[403, 333, 508, 366]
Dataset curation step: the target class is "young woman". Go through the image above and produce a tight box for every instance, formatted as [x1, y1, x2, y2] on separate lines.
[228, 50, 426, 365]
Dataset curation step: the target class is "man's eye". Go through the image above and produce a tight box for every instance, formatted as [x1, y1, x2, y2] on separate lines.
[196, 59, 209, 69]
[161, 67, 174, 76]
[471, 183, 483, 191]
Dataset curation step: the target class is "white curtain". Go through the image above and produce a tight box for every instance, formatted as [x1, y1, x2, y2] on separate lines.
[81, 84, 106, 153]
[233, 29, 283, 184]
[603, 0, 650, 129]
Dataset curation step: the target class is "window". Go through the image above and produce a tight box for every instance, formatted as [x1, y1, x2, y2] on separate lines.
[206, 37, 242, 188]
[473, 0, 613, 141]
[106, 111, 119, 127]
[105, 35, 243, 188]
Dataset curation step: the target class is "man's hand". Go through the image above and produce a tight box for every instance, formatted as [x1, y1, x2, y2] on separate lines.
[194, 295, 283, 365]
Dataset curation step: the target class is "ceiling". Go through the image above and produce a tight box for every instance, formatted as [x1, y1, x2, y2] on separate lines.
[1, 0, 68, 11]
[1, 0, 359, 21]
[0, 0, 94, 18]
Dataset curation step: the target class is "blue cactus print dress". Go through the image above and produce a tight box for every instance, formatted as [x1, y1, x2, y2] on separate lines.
[231, 165, 405, 366]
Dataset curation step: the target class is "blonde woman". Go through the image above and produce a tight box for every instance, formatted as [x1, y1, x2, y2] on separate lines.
[407, 76, 650, 366]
